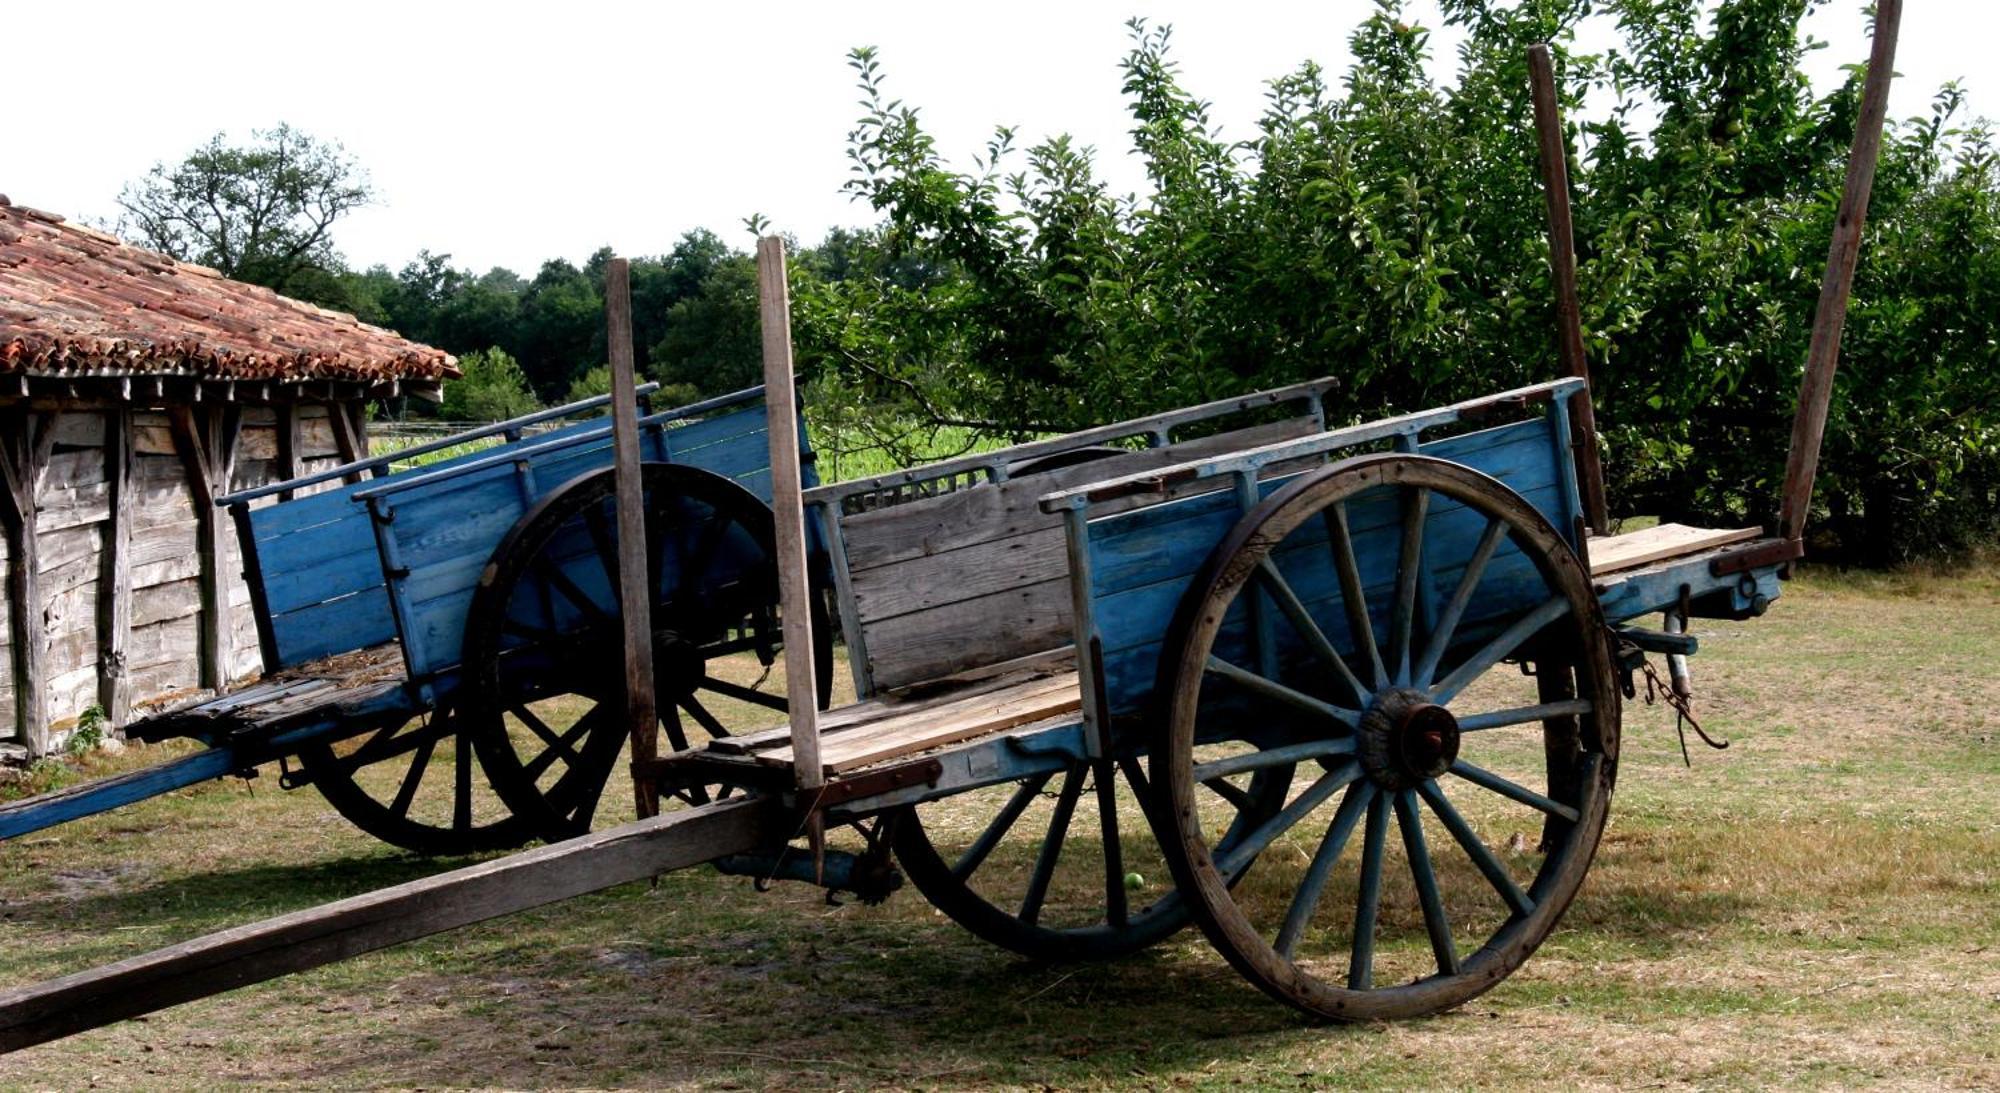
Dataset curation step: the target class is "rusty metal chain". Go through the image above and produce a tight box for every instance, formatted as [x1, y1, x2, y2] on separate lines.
[1636, 657, 1730, 766]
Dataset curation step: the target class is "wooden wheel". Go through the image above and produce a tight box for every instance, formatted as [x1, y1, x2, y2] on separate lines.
[894, 755, 1289, 961]
[462, 463, 832, 839]
[892, 445, 1287, 961]
[1153, 453, 1618, 1020]
[296, 697, 544, 855]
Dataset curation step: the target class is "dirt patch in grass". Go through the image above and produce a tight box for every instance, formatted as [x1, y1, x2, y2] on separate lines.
[0, 566, 1995, 1088]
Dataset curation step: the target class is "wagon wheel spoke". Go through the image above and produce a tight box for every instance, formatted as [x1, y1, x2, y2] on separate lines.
[1449, 758, 1581, 823]
[1429, 595, 1571, 705]
[1395, 788, 1460, 974]
[1389, 486, 1430, 686]
[1347, 789, 1391, 990]
[389, 730, 440, 820]
[950, 771, 1055, 880]
[1195, 738, 1353, 782]
[1019, 766, 1085, 925]
[1456, 699, 1594, 733]
[1204, 655, 1361, 730]
[1253, 559, 1369, 704]
[523, 708, 603, 783]
[453, 725, 475, 833]
[1416, 779, 1534, 917]
[659, 704, 694, 754]
[1215, 761, 1362, 878]
[501, 616, 560, 643]
[334, 712, 452, 776]
[513, 704, 580, 766]
[1274, 781, 1374, 958]
[538, 558, 614, 629]
[700, 675, 788, 711]
[680, 695, 732, 742]
[1413, 517, 1506, 688]
[1092, 760, 1130, 928]
[1324, 501, 1389, 690]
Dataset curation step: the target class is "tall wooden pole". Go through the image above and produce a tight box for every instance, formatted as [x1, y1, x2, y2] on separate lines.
[605, 257, 659, 818]
[754, 237, 823, 794]
[1778, 0, 1902, 543]
[1529, 44, 1609, 535]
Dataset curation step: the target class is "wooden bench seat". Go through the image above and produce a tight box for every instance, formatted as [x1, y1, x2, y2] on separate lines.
[1588, 523, 1761, 575]
[706, 658, 1081, 779]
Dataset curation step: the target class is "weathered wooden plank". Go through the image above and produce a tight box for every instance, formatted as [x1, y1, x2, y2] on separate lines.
[1587, 523, 1761, 575]
[841, 416, 1322, 574]
[756, 237, 822, 792]
[50, 412, 106, 449]
[1, 408, 56, 753]
[45, 447, 108, 488]
[297, 406, 339, 458]
[169, 405, 239, 692]
[130, 413, 177, 457]
[0, 795, 785, 1052]
[1778, 0, 1901, 542]
[33, 524, 100, 576]
[132, 580, 203, 628]
[126, 616, 204, 670]
[851, 524, 1068, 623]
[761, 672, 1080, 773]
[100, 409, 133, 723]
[863, 578, 1075, 691]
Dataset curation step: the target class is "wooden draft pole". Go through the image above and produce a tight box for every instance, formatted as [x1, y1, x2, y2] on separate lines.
[1778, 0, 1902, 544]
[605, 257, 660, 819]
[1528, 43, 1609, 535]
[754, 237, 825, 863]
[0, 797, 784, 1053]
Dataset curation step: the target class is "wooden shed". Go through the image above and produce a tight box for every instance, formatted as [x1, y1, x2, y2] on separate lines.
[0, 195, 456, 757]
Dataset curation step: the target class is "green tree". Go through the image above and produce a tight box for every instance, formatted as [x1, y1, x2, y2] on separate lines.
[117, 124, 371, 306]
[440, 348, 541, 422]
[812, 2, 2000, 563]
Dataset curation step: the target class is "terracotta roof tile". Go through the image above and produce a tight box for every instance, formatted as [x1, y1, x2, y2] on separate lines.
[0, 196, 457, 384]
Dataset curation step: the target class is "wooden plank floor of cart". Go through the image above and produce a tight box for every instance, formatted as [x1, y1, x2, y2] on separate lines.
[702, 654, 1081, 781]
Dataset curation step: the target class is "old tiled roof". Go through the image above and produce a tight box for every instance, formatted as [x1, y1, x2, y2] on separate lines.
[0, 195, 457, 384]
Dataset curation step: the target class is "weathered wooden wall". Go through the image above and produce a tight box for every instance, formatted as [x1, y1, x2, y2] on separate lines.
[0, 400, 353, 755]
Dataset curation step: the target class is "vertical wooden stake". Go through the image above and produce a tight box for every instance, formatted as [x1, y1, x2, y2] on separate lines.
[99, 408, 134, 727]
[1529, 44, 1609, 535]
[755, 238, 824, 805]
[605, 257, 660, 819]
[0, 410, 53, 755]
[1779, 0, 1902, 544]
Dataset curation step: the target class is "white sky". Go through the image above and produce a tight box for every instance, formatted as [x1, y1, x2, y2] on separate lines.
[5, 1, 1988, 276]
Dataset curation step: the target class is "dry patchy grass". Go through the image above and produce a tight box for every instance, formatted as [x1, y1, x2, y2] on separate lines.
[0, 565, 1994, 1089]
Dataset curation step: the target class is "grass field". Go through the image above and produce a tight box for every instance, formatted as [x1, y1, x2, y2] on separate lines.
[0, 565, 1994, 1089]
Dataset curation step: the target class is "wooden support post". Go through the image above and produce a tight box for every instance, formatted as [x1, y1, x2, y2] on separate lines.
[329, 401, 371, 483]
[169, 405, 240, 693]
[605, 258, 660, 819]
[1778, 0, 1902, 544]
[275, 403, 302, 502]
[755, 237, 823, 795]
[0, 796, 785, 1053]
[1529, 44, 1609, 535]
[98, 408, 134, 727]
[0, 410, 56, 755]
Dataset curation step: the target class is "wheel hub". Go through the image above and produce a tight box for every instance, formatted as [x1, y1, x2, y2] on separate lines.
[1358, 688, 1461, 789]
[652, 631, 708, 702]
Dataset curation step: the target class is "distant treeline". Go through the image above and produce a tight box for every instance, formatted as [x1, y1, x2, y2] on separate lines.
[220, 1, 1999, 564]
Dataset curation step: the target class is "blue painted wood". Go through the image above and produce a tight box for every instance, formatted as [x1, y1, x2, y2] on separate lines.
[1081, 416, 1570, 716]
[247, 398, 784, 674]
[0, 685, 418, 840]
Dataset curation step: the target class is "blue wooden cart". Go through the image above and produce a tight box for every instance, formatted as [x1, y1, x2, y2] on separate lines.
[0, 369, 1797, 1043]
[0, 17, 1900, 1041]
[0, 384, 829, 854]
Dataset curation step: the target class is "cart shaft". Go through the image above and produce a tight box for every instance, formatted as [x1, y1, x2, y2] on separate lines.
[0, 796, 786, 1053]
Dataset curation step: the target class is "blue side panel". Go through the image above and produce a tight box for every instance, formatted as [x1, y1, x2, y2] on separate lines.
[1084, 415, 1570, 717]
[247, 399, 788, 677]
